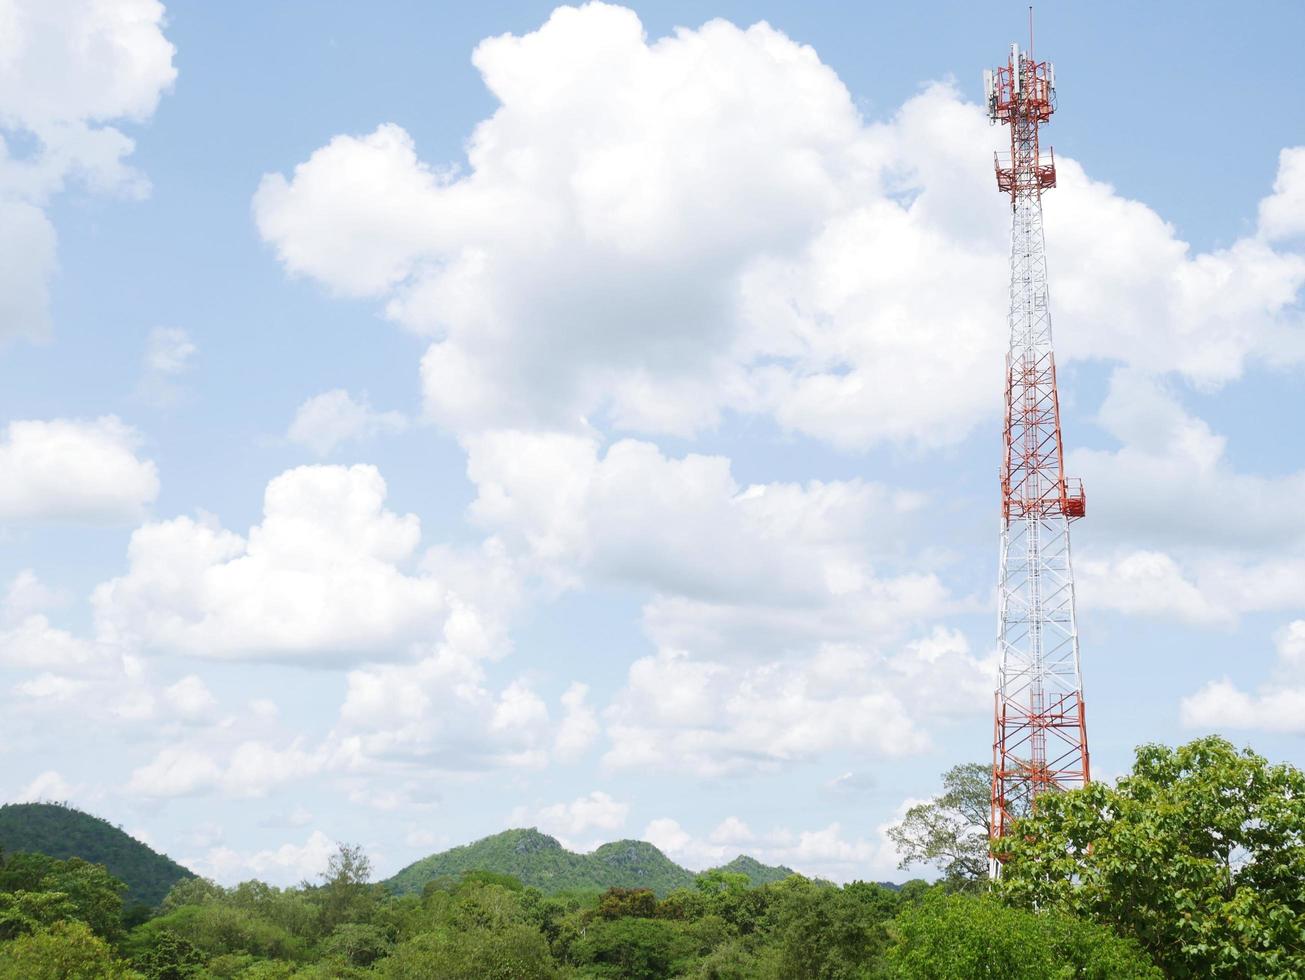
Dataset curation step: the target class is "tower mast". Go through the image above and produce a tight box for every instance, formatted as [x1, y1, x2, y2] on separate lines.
[983, 33, 1090, 877]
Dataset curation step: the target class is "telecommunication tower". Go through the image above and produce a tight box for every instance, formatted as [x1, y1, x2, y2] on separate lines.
[983, 31, 1090, 877]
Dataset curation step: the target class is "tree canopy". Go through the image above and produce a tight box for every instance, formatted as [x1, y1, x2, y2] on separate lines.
[998, 736, 1305, 978]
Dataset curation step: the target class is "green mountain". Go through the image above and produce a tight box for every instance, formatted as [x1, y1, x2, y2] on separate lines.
[384, 827, 797, 897]
[717, 854, 798, 886]
[0, 802, 194, 907]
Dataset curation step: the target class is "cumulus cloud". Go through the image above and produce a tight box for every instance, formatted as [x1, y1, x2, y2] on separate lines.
[554, 682, 599, 761]
[0, 571, 111, 670]
[508, 790, 629, 848]
[127, 738, 329, 800]
[0, 0, 175, 342]
[643, 811, 907, 883]
[255, 4, 1305, 448]
[0, 417, 159, 523]
[163, 675, 217, 720]
[1077, 550, 1233, 627]
[189, 830, 337, 887]
[466, 429, 942, 653]
[16, 770, 75, 803]
[287, 389, 407, 457]
[1071, 370, 1305, 553]
[92, 464, 447, 661]
[334, 646, 552, 772]
[1259, 147, 1305, 243]
[1181, 619, 1305, 734]
[601, 632, 991, 777]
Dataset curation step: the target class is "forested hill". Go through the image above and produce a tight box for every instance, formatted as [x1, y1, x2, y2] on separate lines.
[0, 802, 193, 907]
[384, 827, 798, 896]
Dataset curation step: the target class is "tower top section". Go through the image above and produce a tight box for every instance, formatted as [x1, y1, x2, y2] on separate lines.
[984, 44, 1056, 127]
[985, 42, 1058, 202]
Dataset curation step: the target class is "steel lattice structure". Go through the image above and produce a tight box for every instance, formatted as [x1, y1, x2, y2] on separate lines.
[984, 39, 1090, 877]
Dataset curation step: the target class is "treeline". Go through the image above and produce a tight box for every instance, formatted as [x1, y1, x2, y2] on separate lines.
[0, 736, 1301, 977]
[0, 850, 1154, 978]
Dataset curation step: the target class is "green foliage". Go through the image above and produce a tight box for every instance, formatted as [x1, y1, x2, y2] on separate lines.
[889, 892, 1161, 978]
[597, 887, 658, 920]
[997, 736, 1305, 978]
[315, 843, 377, 933]
[377, 924, 558, 978]
[132, 930, 205, 979]
[0, 803, 192, 907]
[0, 852, 127, 939]
[763, 877, 899, 979]
[886, 762, 990, 886]
[320, 922, 391, 967]
[159, 877, 225, 914]
[385, 827, 793, 897]
[0, 889, 78, 940]
[571, 916, 699, 979]
[126, 903, 306, 962]
[0, 920, 140, 979]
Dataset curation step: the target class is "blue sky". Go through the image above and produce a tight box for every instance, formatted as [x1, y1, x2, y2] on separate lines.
[1, 0, 1304, 884]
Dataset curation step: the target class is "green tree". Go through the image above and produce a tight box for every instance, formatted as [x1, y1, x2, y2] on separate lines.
[888, 892, 1160, 978]
[377, 924, 558, 979]
[132, 930, 204, 979]
[762, 877, 898, 979]
[158, 877, 224, 914]
[997, 736, 1305, 978]
[320, 921, 392, 967]
[571, 916, 698, 979]
[0, 890, 78, 939]
[886, 762, 990, 886]
[0, 853, 127, 939]
[0, 920, 140, 979]
[597, 887, 658, 920]
[316, 843, 376, 932]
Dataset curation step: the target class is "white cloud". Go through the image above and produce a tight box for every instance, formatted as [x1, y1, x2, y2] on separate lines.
[92, 464, 447, 661]
[1077, 550, 1233, 627]
[127, 746, 223, 798]
[1071, 370, 1305, 553]
[190, 830, 337, 887]
[15, 672, 88, 701]
[0, 201, 56, 343]
[287, 389, 407, 457]
[642, 813, 907, 883]
[466, 430, 942, 654]
[138, 327, 196, 405]
[16, 770, 74, 803]
[1259, 146, 1305, 243]
[0, 570, 106, 670]
[222, 740, 326, 798]
[126, 738, 328, 800]
[555, 682, 599, 761]
[509, 790, 629, 848]
[601, 640, 983, 777]
[144, 327, 197, 376]
[163, 675, 217, 719]
[335, 647, 553, 772]
[1276, 619, 1305, 670]
[0, 417, 159, 523]
[1181, 619, 1305, 734]
[256, 5, 1305, 448]
[1180, 678, 1305, 735]
[0, 0, 175, 342]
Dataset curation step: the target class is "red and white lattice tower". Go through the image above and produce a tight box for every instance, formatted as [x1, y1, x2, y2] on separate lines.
[984, 35, 1090, 877]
